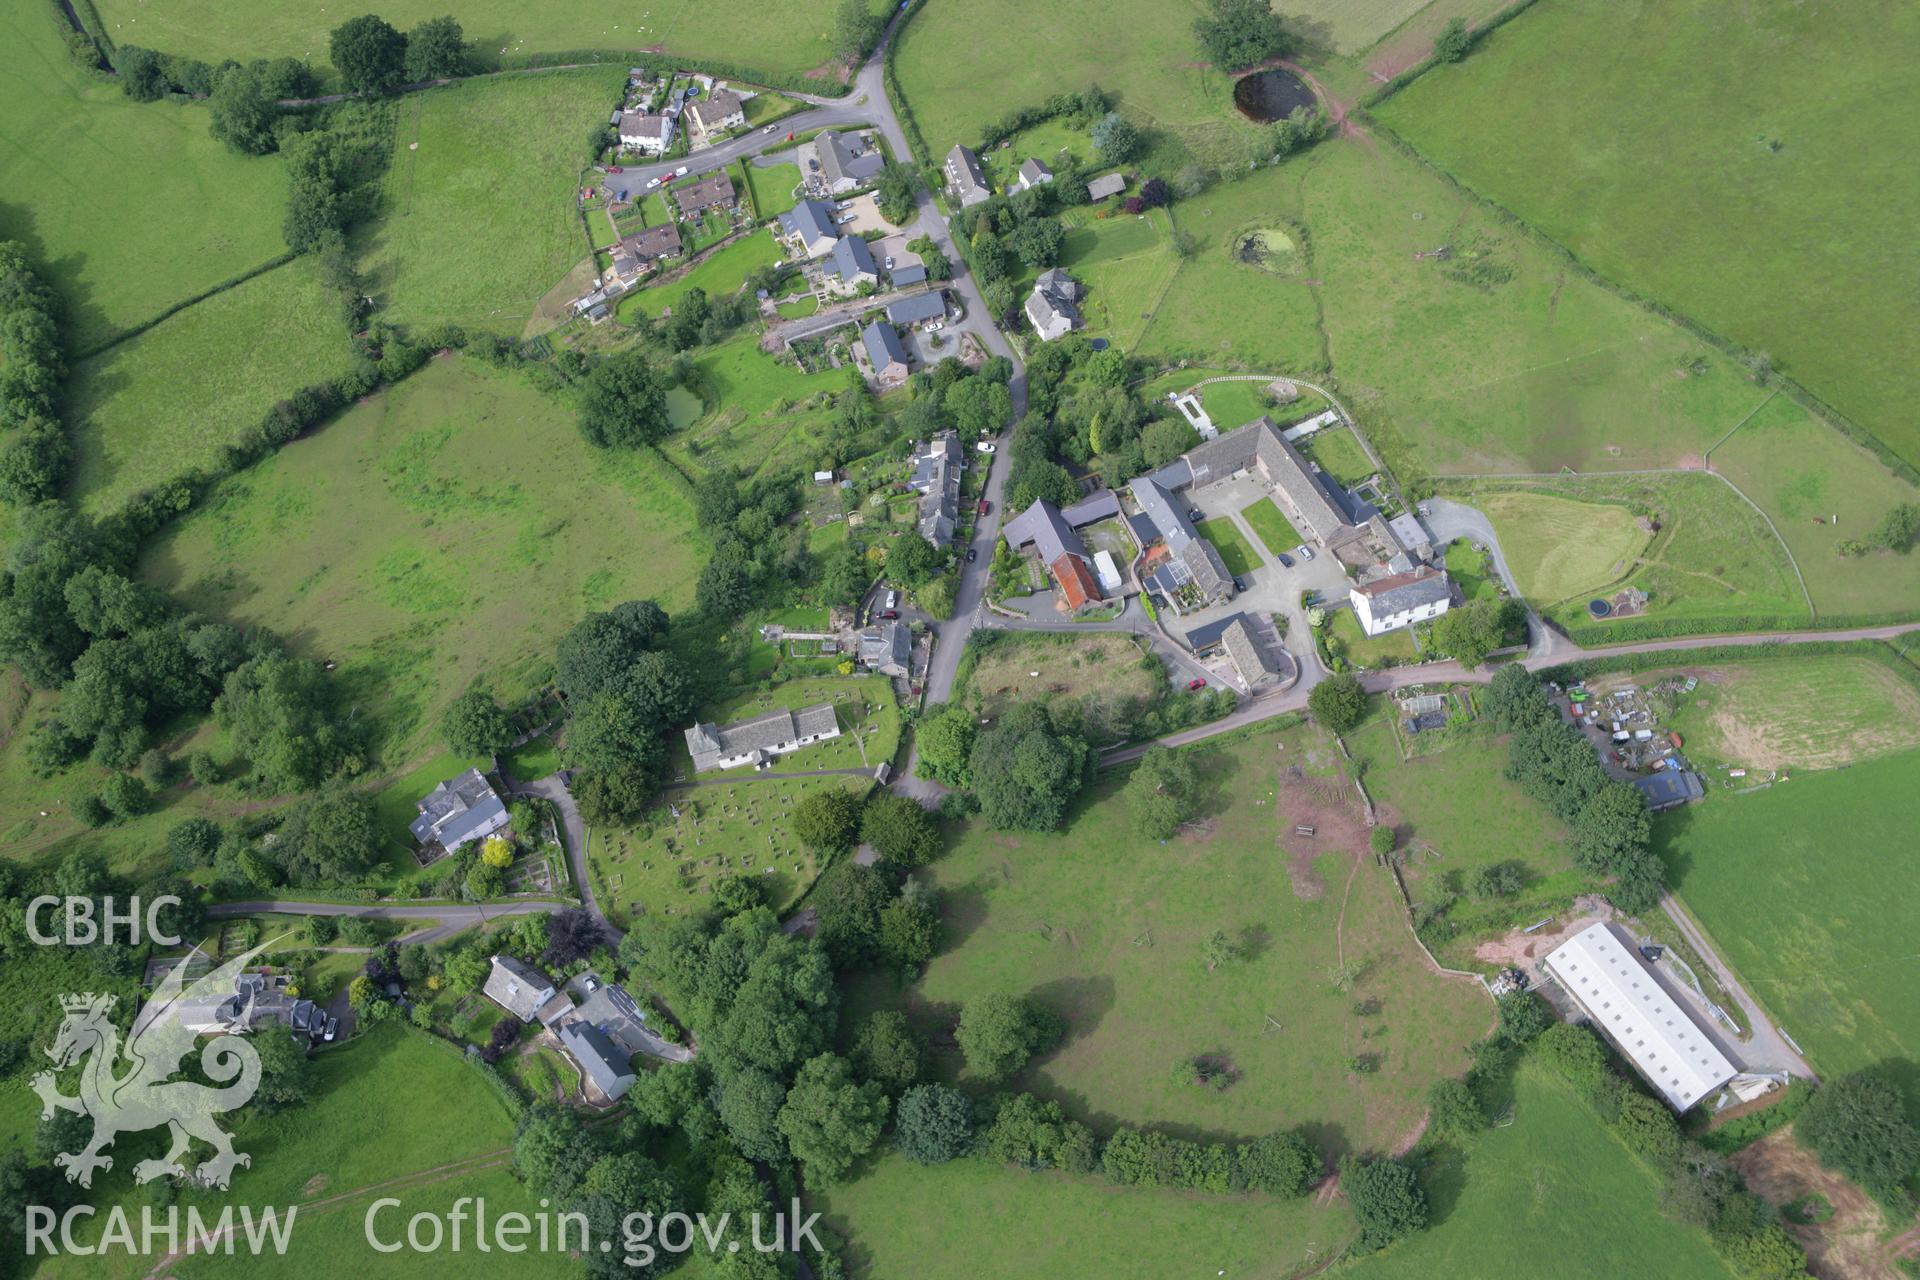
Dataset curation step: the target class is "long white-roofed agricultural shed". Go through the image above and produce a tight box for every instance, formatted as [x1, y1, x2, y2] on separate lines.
[1542, 923, 1735, 1111]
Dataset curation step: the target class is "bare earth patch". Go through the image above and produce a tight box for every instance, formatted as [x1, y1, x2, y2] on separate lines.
[1731, 1126, 1896, 1280]
[1471, 894, 1616, 969]
[300, 1174, 329, 1197]
[1273, 764, 1367, 901]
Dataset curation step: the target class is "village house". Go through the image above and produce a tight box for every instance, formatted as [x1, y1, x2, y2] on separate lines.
[822, 233, 880, 295]
[559, 1023, 637, 1100]
[778, 199, 841, 260]
[686, 88, 746, 139]
[175, 970, 335, 1043]
[617, 112, 674, 155]
[907, 430, 962, 542]
[1001, 492, 1120, 612]
[1024, 267, 1082, 341]
[623, 221, 683, 267]
[886, 290, 946, 328]
[863, 319, 913, 391]
[817, 130, 885, 193]
[1349, 566, 1452, 636]
[1015, 157, 1054, 191]
[1186, 612, 1286, 689]
[408, 768, 509, 858]
[1086, 172, 1126, 201]
[672, 169, 736, 219]
[482, 955, 574, 1027]
[684, 702, 841, 773]
[944, 143, 991, 207]
[859, 620, 912, 677]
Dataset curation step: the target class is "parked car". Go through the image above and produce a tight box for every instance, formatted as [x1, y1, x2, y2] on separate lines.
[966, 547, 978, 562]
[1277, 552, 1294, 568]
[1297, 545, 1315, 561]
[1232, 576, 1249, 593]
[837, 200, 857, 210]
[673, 165, 689, 176]
[974, 440, 996, 453]
[646, 177, 661, 189]
[764, 125, 778, 134]
[976, 499, 990, 515]
[1187, 678, 1208, 691]
[884, 590, 898, 610]
[879, 610, 900, 620]
[1188, 508, 1205, 523]
[584, 976, 600, 992]
[606, 165, 623, 173]
[884, 256, 895, 269]
[836, 214, 858, 225]
[927, 320, 943, 331]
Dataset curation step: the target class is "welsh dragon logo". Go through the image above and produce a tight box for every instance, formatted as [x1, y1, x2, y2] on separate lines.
[32, 944, 273, 1190]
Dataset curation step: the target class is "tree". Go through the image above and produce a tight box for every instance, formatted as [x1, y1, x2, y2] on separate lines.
[793, 786, 864, 852]
[480, 836, 513, 869]
[442, 689, 512, 757]
[554, 602, 669, 701]
[166, 817, 222, 871]
[1140, 418, 1199, 470]
[1471, 860, 1523, 898]
[815, 861, 894, 967]
[850, 1010, 923, 1093]
[1124, 745, 1199, 839]
[214, 652, 354, 792]
[1570, 780, 1652, 874]
[877, 880, 941, 968]
[1485, 663, 1552, 731]
[98, 773, 150, 820]
[887, 532, 941, 587]
[1308, 672, 1366, 732]
[1433, 16, 1474, 62]
[1341, 1155, 1428, 1249]
[956, 993, 1056, 1082]
[1798, 1072, 1920, 1192]
[115, 46, 171, 101]
[272, 785, 383, 886]
[0, 417, 72, 506]
[575, 1152, 684, 1280]
[1091, 112, 1141, 163]
[1432, 598, 1507, 669]
[860, 793, 941, 866]
[572, 762, 658, 825]
[578, 350, 670, 448]
[1237, 1131, 1318, 1195]
[829, 0, 884, 63]
[710, 873, 765, 917]
[1495, 991, 1553, 1044]
[915, 705, 976, 787]
[1010, 217, 1066, 268]
[970, 702, 1091, 831]
[895, 1083, 973, 1165]
[1872, 502, 1920, 552]
[329, 15, 408, 96]
[403, 15, 467, 81]
[209, 65, 279, 155]
[1369, 825, 1396, 858]
[1193, 0, 1293, 70]
[1425, 1078, 1485, 1140]
[778, 1053, 889, 1182]
[252, 1033, 315, 1112]
[1202, 928, 1244, 971]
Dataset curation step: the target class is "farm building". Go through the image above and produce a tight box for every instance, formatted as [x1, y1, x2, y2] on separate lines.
[1543, 924, 1735, 1111]
[1632, 770, 1705, 811]
[1086, 173, 1126, 201]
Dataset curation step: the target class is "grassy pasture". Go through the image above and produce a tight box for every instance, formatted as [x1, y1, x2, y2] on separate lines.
[1347, 1065, 1735, 1280]
[1297, 426, 1375, 487]
[1323, 608, 1417, 670]
[1709, 395, 1920, 621]
[364, 68, 624, 334]
[0, 0, 291, 351]
[1375, 0, 1920, 471]
[1658, 656, 1920, 774]
[1194, 517, 1258, 577]
[618, 232, 782, 321]
[1048, 208, 1179, 352]
[817, 1152, 1347, 1280]
[1239, 498, 1302, 560]
[86, 0, 885, 85]
[1197, 379, 1286, 430]
[743, 161, 803, 219]
[141, 357, 703, 768]
[1473, 489, 1650, 603]
[914, 724, 1490, 1149]
[967, 633, 1163, 717]
[1654, 748, 1920, 1117]
[65, 260, 356, 515]
[660, 331, 845, 478]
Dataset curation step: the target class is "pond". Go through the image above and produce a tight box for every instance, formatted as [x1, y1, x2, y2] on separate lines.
[1232, 68, 1317, 124]
[666, 386, 704, 430]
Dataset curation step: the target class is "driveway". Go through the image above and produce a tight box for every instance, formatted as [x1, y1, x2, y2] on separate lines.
[509, 773, 620, 944]
[1420, 496, 1574, 662]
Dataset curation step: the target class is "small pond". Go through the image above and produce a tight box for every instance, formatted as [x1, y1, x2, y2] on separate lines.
[1232, 68, 1317, 123]
[666, 386, 704, 430]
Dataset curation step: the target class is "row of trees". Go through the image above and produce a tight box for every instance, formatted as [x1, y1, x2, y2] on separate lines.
[1486, 666, 1664, 913]
[329, 14, 470, 97]
[549, 600, 696, 826]
[0, 244, 71, 506]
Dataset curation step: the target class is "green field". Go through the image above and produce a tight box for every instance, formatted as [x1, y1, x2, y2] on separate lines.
[743, 161, 803, 219]
[1474, 489, 1650, 603]
[618, 231, 782, 321]
[87, 0, 887, 86]
[1709, 395, 1920, 621]
[1346, 1066, 1735, 1280]
[364, 68, 624, 333]
[660, 331, 845, 478]
[967, 633, 1164, 721]
[914, 725, 1490, 1148]
[818, 1152, 1347, 1280]
[1654, 748, 1920, 1115]
[1050, 208, 1179, 352]
[1239, 497, 1303, 560]
[1298, 426, 1376, 487]
[1461, 473, 1807, 633]
[1193, 517, 1258, 576]
[1197, 378, 1288, 430]
[65, 260, 356, 515]
[1375, 0, 1920, 471]
[1659, 654, 1920, 775]
[0, 0, 293, 351]
[141, 357, 703, 767]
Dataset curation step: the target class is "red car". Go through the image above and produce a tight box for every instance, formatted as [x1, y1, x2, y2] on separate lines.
[880, 610, 900, 620]
[607, 165, 623, 173]
[1187, 678, 1207, 691]
[976, 499, 990, 515]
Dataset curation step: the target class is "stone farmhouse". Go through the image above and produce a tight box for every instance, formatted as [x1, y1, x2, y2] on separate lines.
[1349, 566, 1451, 636]
[858, 620, 912, 677]
[1001, 490, 1121, 614]
[1025, 268, 1082, 341]
[483, 955, 575, 1027]
[176, 970, 336, 1043]
[618, 111, 673, 154]
[409, 768, 509, 858]
[683, 702, 841, 772]
[907, 430, 962, 542]
[944, 143, 991, 207]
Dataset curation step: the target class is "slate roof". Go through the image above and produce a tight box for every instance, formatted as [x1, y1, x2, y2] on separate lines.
[1180, 536, 1233, 598]
[779, 200, 840, 251]
[859, 621, 911, 672]
[618, 112, 671, 144]
[625, 222, 683, 261]
[1387, 513, 1432, 558]
[826, 232, 878, 282]
[1353, 566, 1451, 617]
[1128, 476, 1198, 551]
[1017, 157, 1054, 188]
[1086, 172, 1126, 200]
[863, 319, 911, 374]
[1221, 616, 1278, 682]
[908, 431, 962, 492]
[484, 955, 558, 1022]
[1061, 489, 1120, 526]
[1173, 416, 1349, 544]
[672, 170, 736, 217]
[819, 130, 885, 187]
[559, 1022, 636, 1099]
[1003, 499, 1086, 564]
[687, 89, 743, 132]
[944, 143, 991, 206]
[889, 263, 928, 287]
[683, 703, 840, 771]
[1050, 553, 1102, 610]
[1631, 770, 1705, 811]
[409, 768, 508, 852]
[886, 291, 946, 326]
[1035, 267, 1081, 302]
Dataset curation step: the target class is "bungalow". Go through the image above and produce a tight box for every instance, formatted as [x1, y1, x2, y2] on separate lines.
[408, 768, 508, 857]
[863, 318, 913, 389]
[822, 233, 880, 295]
[907, 430, 962, 543]
[778, 199, 841, 260]
[683, 703, 841, 773]
[606, 249, 642, 288]
[1086, 172, 1126, 201]
[672, 169, 736, 218]
[558, 1022, 637, 1100]
[859, 620, 912, 677]
[944, 143, 991, 207]
[886, 290, 947, 328]
[686, 89, 745, 139]
[617, 112, 673, 155]
[1024, 267, 1082, 341]
[1349, 566, 1451, 636]
[483, 955, 574, 1027]
[623, 221, 683, 266]
[818, 130, 885, 193]
[1015, 157, 1054, 191]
